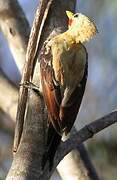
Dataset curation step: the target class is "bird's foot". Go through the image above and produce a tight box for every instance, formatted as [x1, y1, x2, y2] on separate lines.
[19, 81, 41, 96]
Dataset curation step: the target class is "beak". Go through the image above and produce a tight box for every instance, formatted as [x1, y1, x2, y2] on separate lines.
[66, 11, 74, 19]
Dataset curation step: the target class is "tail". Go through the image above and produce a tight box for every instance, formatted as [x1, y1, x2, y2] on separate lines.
[41, 124, 61, 171]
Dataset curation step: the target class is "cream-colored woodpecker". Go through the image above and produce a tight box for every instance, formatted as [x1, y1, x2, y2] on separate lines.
[40, 10, 97, 170]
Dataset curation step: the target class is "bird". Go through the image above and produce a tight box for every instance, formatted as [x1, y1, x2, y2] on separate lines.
[40, 10, 97, 170]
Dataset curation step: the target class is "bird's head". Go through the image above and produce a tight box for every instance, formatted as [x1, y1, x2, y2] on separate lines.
[66, 11, 98, 43]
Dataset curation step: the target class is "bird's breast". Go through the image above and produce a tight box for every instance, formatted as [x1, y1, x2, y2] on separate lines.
[51, 38, 87, 90]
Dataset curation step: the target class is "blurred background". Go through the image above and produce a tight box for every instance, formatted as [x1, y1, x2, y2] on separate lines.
[0, 0, 117, 179]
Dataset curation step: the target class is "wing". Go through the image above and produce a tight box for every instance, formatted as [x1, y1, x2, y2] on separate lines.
[60, 58, 88, 134]
[40, 42, 88, 170]
[40, 42, 88, 134]
[40, 42, 62, 170]
[40, 44, 62, 134]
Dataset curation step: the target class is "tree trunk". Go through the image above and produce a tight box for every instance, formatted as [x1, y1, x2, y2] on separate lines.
[0, 0, 99, 179]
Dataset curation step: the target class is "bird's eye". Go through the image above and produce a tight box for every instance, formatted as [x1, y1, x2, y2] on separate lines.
[74, 14, 79, 18]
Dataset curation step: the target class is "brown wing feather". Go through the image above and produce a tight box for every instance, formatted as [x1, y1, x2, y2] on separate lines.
[40, 43, 88, 170]
[40, 43, 88, 134]
[40, 45, 62, 134]
[40, 44, 62, 170]
[60, 60, 88, 133]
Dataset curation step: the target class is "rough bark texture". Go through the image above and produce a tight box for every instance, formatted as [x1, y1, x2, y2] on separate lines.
[0, 0, 99, 180]
[6, 1, 78, 179]
[13, 0, 54, 154]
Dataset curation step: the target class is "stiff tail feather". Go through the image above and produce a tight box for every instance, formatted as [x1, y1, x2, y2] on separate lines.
[41, 124, 61, 171]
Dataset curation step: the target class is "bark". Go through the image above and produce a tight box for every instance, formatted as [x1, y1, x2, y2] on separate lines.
[0, 0, 99, 180]
[6, 0, 79, 179]
[0, 0, 30, 72]
[13, 0, 54, 154]
[57, 146, 98, 180]
[0, 70, 18, 121]
[0, 0, 30, 123]
[56, 111, 117, 168]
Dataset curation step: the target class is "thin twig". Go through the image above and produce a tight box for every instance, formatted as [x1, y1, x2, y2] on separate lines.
[13, 0, 53, 152]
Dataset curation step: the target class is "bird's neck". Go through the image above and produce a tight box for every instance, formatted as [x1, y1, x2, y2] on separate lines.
[67, 25, 95, 44]
[65, 28, 82, 44]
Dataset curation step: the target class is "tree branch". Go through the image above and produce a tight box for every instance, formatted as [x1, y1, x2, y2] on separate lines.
[2, 0, 115, 180]
[55, 110, 117, 168]
[0, 70, 18, 121]
[7, 1, 94, 180]
[34, 110, 117, 179]
[13, 0, 54, 153]
[0, 0, 30, 72]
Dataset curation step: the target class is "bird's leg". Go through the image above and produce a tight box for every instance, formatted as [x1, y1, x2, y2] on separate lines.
[19, 81, 42, 96]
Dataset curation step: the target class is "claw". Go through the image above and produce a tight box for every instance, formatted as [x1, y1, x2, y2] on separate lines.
[19, 81, 41, 96]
